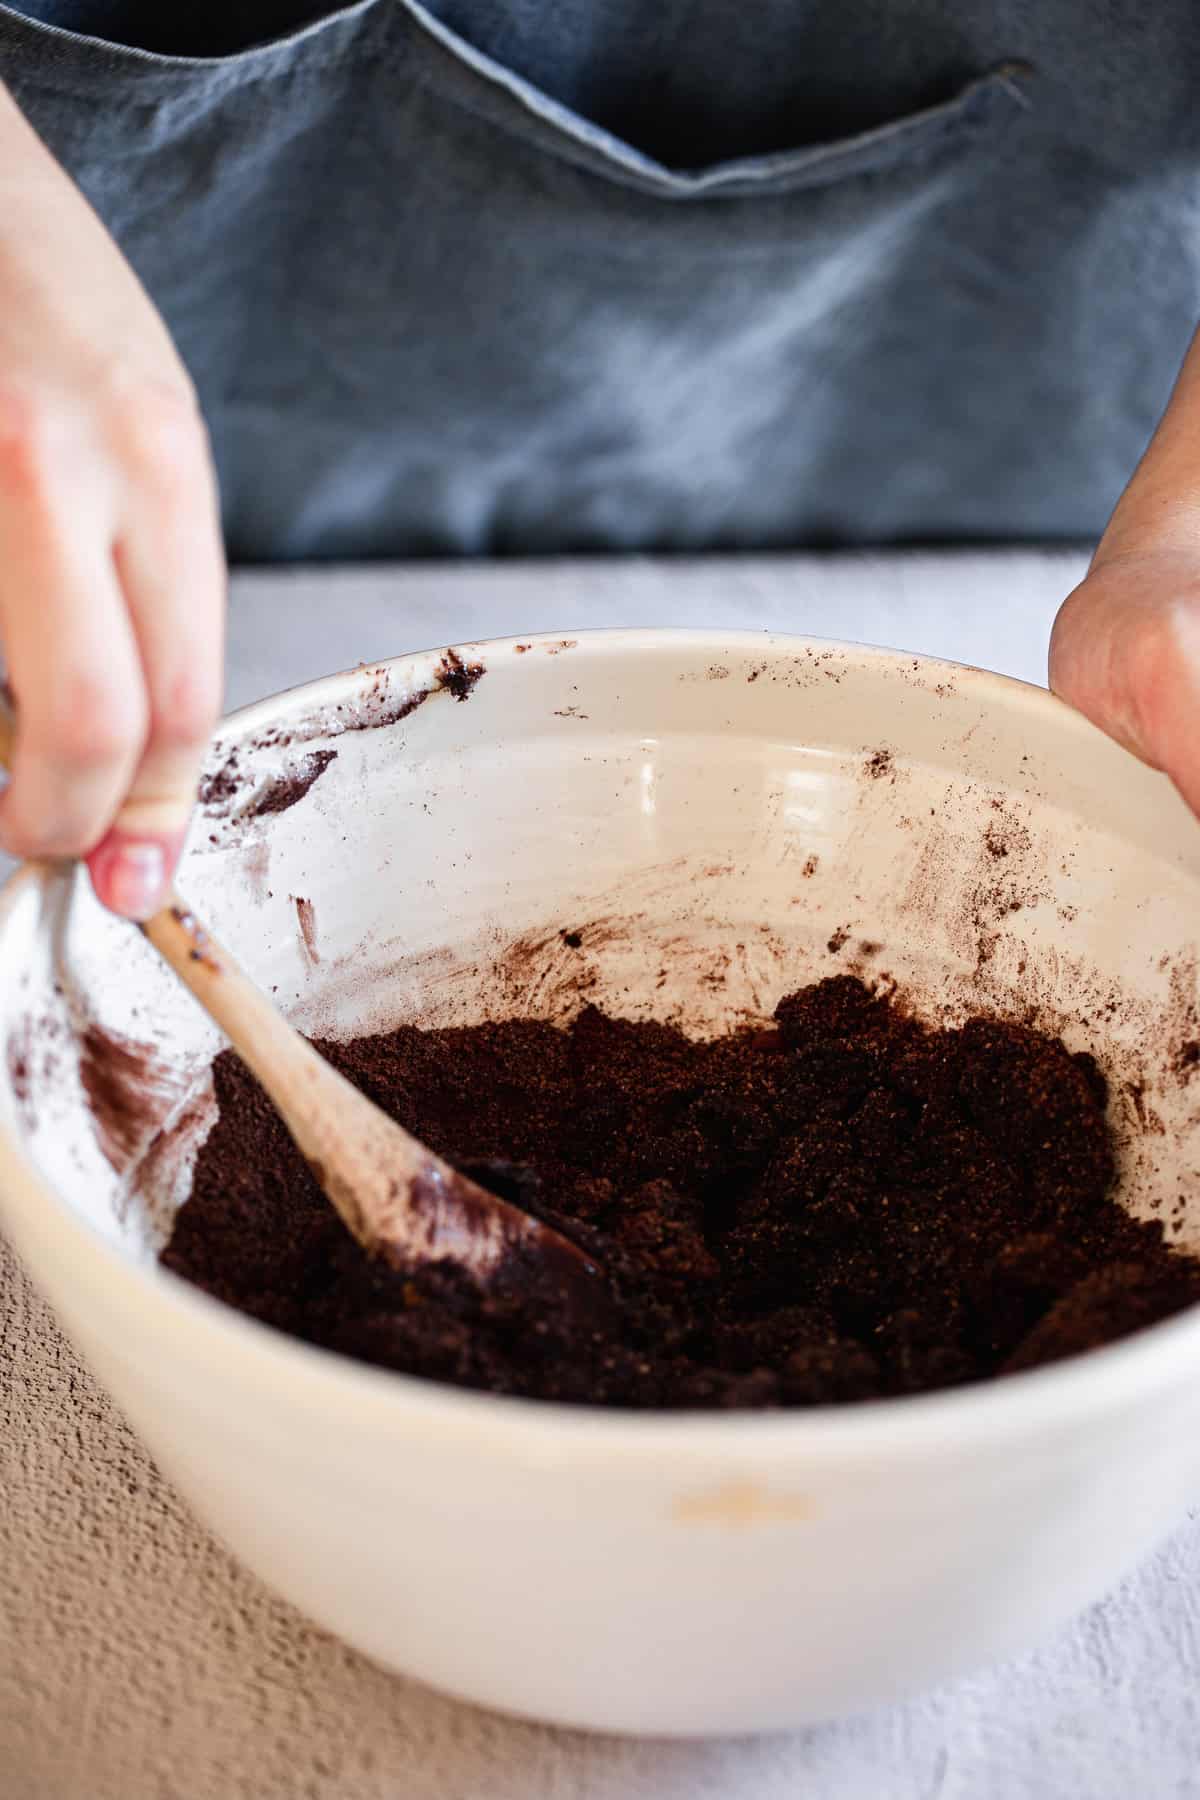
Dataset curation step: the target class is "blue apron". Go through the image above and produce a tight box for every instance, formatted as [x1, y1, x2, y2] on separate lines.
[0, 1, 1195, 560]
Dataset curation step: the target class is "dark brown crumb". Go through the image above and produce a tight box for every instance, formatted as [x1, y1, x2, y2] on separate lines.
[436, 649, 485, 702]
[161, 976, 1200, 1410]
[197, 751, 241, 810]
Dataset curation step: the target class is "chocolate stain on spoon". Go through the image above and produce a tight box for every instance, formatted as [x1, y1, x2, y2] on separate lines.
[160, 905, 222, 972]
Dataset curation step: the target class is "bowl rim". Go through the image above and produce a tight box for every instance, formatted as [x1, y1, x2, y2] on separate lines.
[4, 624, 1200, 1470]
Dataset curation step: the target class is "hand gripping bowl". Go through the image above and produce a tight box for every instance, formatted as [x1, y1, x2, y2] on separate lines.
[3, 630, 1200, 1736]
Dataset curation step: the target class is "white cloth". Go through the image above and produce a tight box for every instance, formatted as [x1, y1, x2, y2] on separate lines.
[7, 549, 1200, 1800]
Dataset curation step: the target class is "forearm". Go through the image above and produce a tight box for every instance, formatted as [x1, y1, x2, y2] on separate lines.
[1093, 323, 1200, 569]
[0, 78, 186, 391]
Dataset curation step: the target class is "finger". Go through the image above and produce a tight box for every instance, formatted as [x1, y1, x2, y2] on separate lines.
[87, 387, 226, 919]
[0, 414, 148, 860]
[1049, 554, 1200, 818]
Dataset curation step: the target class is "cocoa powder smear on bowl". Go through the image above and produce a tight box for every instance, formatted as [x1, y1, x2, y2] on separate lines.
[162, 976, 1200, 1408]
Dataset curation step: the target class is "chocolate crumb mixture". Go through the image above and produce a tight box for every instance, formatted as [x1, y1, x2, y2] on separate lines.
[162, 976, 1200, 1409]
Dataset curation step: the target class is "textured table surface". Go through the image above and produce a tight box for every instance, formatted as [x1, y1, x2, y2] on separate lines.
[5, 549, 1200, 1800]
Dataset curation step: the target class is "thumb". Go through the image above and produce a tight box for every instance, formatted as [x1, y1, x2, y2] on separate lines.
[1049, 550, 1200, 818]
[86, 806, 190, 923]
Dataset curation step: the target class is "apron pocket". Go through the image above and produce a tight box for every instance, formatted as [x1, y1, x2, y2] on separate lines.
[397, 0, 1033, 201]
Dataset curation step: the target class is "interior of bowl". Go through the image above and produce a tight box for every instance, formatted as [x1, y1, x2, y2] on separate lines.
[4, 630, 1200, 1277]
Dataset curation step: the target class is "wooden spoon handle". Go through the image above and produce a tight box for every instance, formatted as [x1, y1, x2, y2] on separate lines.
[141, 896, 337, 1126]
[140, 899, 402, 1250]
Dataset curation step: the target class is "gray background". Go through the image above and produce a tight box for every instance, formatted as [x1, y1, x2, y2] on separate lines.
[4, 548, 1200, 1799]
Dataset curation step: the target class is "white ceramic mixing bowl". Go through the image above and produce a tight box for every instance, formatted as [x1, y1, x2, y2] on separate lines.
[2, 630, 1200, 1735]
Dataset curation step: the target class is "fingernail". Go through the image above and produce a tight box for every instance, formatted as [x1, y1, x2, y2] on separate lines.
[88, 835, 174, 921]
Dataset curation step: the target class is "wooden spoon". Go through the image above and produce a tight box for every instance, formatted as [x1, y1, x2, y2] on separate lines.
[0, 700, 610, 1318]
